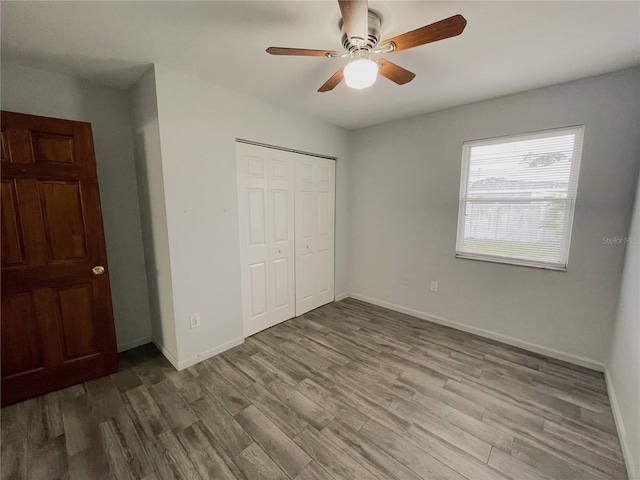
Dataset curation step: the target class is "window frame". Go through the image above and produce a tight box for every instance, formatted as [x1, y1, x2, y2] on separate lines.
[455, 125, 585, 271]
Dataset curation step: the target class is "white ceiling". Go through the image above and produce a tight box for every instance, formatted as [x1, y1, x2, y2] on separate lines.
[2, 1, 639, 130]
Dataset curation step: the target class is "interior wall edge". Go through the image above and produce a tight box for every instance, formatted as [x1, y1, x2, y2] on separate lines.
[128, 65, 179, 358]
[347, 293, 605, 372]
[604, 368, 635, 480]
[335, 293, 350, 302]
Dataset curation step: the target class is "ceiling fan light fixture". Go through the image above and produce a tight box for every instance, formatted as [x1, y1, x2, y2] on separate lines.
[266, 1, 467, 93]
[344, 57, 378, 89]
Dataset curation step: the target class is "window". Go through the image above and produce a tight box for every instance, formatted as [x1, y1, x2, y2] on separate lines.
[456, 126, 584, 270]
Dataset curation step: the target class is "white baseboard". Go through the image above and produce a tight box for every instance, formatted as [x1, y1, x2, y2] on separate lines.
[117, 336, 152, 353]
[152, 336, 244, 371]
[604, 369, 636, 480]
[335, 293, 349, 302]
[348, 293, 604, 372]
[152, 340, 180, 370]
[176, 337, 245, 371]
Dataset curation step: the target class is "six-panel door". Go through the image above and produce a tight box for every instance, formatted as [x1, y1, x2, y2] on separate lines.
[295, 157, 336, 316]
[1, 111, 118, 406]
[237, 143, 336, 335]
[237, 143, 296, 336]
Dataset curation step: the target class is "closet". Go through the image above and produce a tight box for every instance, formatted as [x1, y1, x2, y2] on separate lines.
[236, 142, 335, 337]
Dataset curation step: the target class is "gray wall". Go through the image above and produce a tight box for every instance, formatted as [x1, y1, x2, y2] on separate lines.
[348, 67, 640, 368]
[1, 62, 152, 351]
[607, 168, 640, 480]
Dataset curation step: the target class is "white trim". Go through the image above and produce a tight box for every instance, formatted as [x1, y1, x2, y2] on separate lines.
[604, 369, 635, 480]
[348, 293, 604, 372]
[175, 336, 244, 370]
[177, 337, 244, 371]
[335, 292, 349, 301]
[455, 253, 568, 271]
[235, 138, 337, 161]
[152, 340, 180, 370]
[463, 124, 586, 147]
[117, 336, 152, 353]
[152, 336, 244, 371]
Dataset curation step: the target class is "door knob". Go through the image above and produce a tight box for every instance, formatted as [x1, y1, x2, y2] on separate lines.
[92, 266, 105, 275]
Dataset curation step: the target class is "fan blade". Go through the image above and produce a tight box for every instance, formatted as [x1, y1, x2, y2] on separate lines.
[318, 68, 344, 92]
[376, 59, 416, 85]
[266, 47, 340, 57]
[338, 0, 369, 46]
[379, 14, 467, 52]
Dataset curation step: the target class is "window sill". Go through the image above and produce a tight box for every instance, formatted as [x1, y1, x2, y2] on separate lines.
[455, 252, 567, 271]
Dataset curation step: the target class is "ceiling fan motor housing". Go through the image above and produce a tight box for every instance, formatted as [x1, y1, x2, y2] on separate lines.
[340, 10, 382, 52]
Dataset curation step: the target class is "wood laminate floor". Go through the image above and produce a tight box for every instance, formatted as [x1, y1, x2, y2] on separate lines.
[1, 298, 629, 480]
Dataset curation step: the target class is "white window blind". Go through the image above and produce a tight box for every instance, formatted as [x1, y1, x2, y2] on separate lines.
[456, 126, 584, 270]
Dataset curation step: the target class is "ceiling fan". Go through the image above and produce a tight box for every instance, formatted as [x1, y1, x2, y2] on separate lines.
[266, 0, 467, 92]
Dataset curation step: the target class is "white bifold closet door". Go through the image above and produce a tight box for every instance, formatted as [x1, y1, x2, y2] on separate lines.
[237, 143, 296, 337]
[295, 157, 335, 316]
[236, 143, 335, 336]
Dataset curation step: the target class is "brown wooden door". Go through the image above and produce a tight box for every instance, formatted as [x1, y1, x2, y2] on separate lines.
[1, 111, 118, 406]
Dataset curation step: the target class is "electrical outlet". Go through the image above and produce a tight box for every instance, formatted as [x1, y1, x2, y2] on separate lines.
[402, 276, 409, 286]
[430, 281, 438, 292]
[190, 313, 201, 329]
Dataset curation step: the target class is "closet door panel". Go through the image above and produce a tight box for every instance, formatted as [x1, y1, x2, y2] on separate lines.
[249, 262, 268, 319]
[273, 257, 289, 309]
[295, 157, 335, 316]
[315, 158, 335, 307]
[295, 159, 316, 315]
[238, 149, 270, 335]
[239, 142, 335, 330]
[267, 154, 295, 324]
[237, 143, 295, 336]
